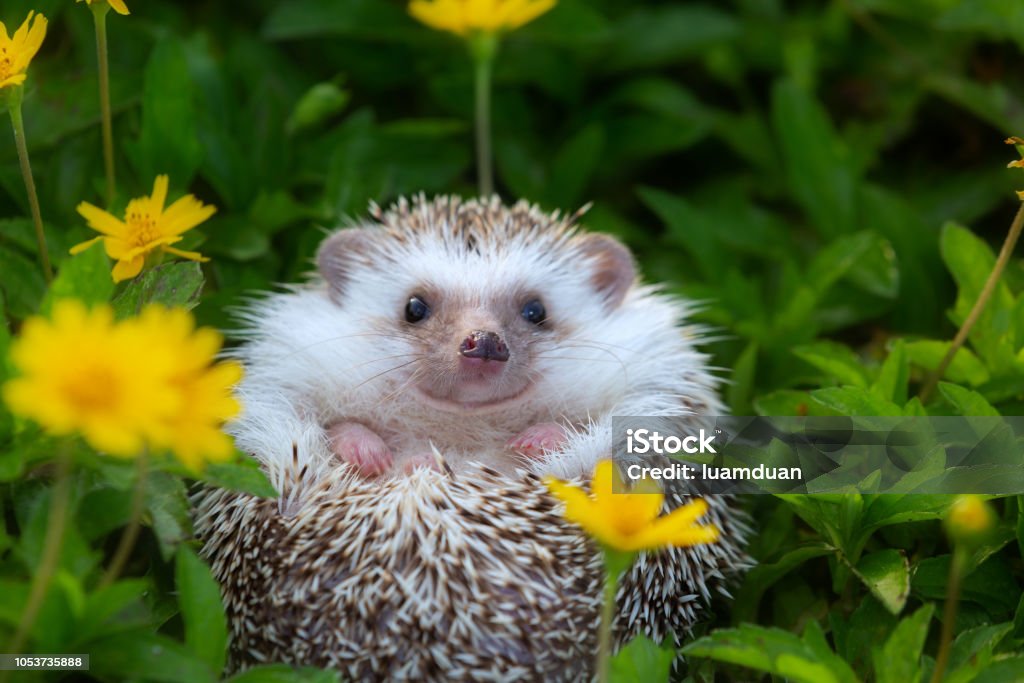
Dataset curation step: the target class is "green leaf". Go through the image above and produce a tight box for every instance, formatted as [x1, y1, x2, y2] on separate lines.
[286, 82, 350, 136]
[86, 632, 216, 683]
[905, 340, 990, 386]
[0, 243, 46, 318]
[753, 390, 816, 417]
[733, 542, 833, 623]
[969, 657, 1024, 683]
[177, 545, 228, 674]
[913, 555, 1019, 616]
[224, 665, 342, 683]
[147, 471, 193, 560]
[938, 382, 1001, 416]
[604, 5, 739, 71]
[201, 456, 278, 498]
[793, 341, 870, 387]
[939, 222, 1015, 367]
[1014, 592, 1024, 640]
[76, 579, 150, 642]
[872, 604, 934, 683]
[40, 241, 114, 315]
[262, 0, 420, 41]
[863, 495, 953, 529]
[126, 38, 204, 184]
[637, 187, 727, 280]
[0, 578, 28, 628]
[810, 386, 903, 416]
[609, 635, 674, 683]
[112, 262, 205, 317]
[947, 622, 1012, 680]
[682, 623, 859, 683]
[855, 550, 910, 615]
[873, 340, 909, 405]
[771, 79, 858, 237]
[728, 341, 758, 414]
[844, 233, 900, 299]
[544, 123, 605, 207]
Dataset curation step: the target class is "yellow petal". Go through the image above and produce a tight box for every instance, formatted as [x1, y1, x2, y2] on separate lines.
[69, 236, 104, 255]
[111, 256, 145, 282]
[544, 475, 599, 523]
[11, 11, 34, 46]
[108, 0, 131, 15]
[150, 175, 169, 213]
[160, 195, 217, 236]
[504, 0, 555, 29]
[0, 74, 27, 90]
[77, 201, 127, 237]
[162, 245, 210, 262]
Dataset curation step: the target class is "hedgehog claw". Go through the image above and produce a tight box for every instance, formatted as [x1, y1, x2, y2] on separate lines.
[506, 422, 568, 459]
[327, 422, 393, 477]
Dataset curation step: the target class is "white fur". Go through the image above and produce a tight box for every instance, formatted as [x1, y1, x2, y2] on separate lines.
[227, 197, 724, 497]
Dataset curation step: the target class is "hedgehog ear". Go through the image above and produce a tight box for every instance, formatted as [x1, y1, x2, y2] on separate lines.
[317, 228, 376, 299]
[576, 233, 636, 309]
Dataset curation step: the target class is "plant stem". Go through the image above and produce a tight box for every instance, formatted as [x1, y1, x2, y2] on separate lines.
[597, 566, 618, 683]
[596, 550, 633, 683]
[8, 99, 53, 283]
[98, 450, 148, 590]
[91, 3, 116, 207]
[919, 202, 1024, 403]
[470, 33, 498, 198]
[3, 451, 72, 669]
[930, 547, 966, 683]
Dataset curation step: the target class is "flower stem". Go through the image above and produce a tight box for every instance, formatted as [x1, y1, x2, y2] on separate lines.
[597, 567, 617, 683]
[919, 201, 1024, 403]
[470, 33, 498, 198]
[97, 450, 148, 590]
[929, 547, 966, 683]
[596, 549, 633, 683]
[8, 99, 53, 283]
[91, 3, 116, 208]
[3, 451, 71, 669]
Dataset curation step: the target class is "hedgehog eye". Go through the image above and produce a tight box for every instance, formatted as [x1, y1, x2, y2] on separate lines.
[405, 295, 430, 323]
[521, 299, 547, 326]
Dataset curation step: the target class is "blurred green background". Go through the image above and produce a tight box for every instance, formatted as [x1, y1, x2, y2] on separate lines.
[4, 0, 1024, 413]
[4, 2, 1024, 680]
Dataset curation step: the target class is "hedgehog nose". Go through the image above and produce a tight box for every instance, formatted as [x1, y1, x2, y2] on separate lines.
[460, 331, 509, 362]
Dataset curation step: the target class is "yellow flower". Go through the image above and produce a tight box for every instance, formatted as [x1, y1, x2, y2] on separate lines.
[0, 11, 47, 91]
[135, 306, 243, 470]
[544, 460, 719, 553]
[2, 300, 180, 455]
[2, 300, 243, 469]
[409, 0, 555, 37]
[70, 175, 216, 282]
[945, 495, 995, 544]
[76, 0, 130, 16]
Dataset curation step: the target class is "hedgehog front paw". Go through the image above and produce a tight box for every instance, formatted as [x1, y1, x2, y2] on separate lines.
[506, 422, 568, 459]
[401, 451, 442, 474]
[327, 422, 393, 477]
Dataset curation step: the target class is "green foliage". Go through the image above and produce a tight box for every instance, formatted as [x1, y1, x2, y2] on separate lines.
[2, 0, 1024, 680]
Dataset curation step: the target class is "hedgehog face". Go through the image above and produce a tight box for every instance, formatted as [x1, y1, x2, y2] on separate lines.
[316, 203, 637, 419]
[390, 283, 554, 410]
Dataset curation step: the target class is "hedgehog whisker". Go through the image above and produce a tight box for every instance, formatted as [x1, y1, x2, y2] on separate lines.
[273, 331, 422, 363]
[373, 363, 429, 408]
[349, 357, 426, 393]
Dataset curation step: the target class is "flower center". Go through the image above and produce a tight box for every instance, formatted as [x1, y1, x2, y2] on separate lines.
[63, 365, 119, 413]
[126, 209, 159, 247]
[0, 47, 11, 81]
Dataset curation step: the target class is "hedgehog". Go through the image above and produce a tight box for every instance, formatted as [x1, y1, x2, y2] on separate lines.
[193, 195, 752, 680]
